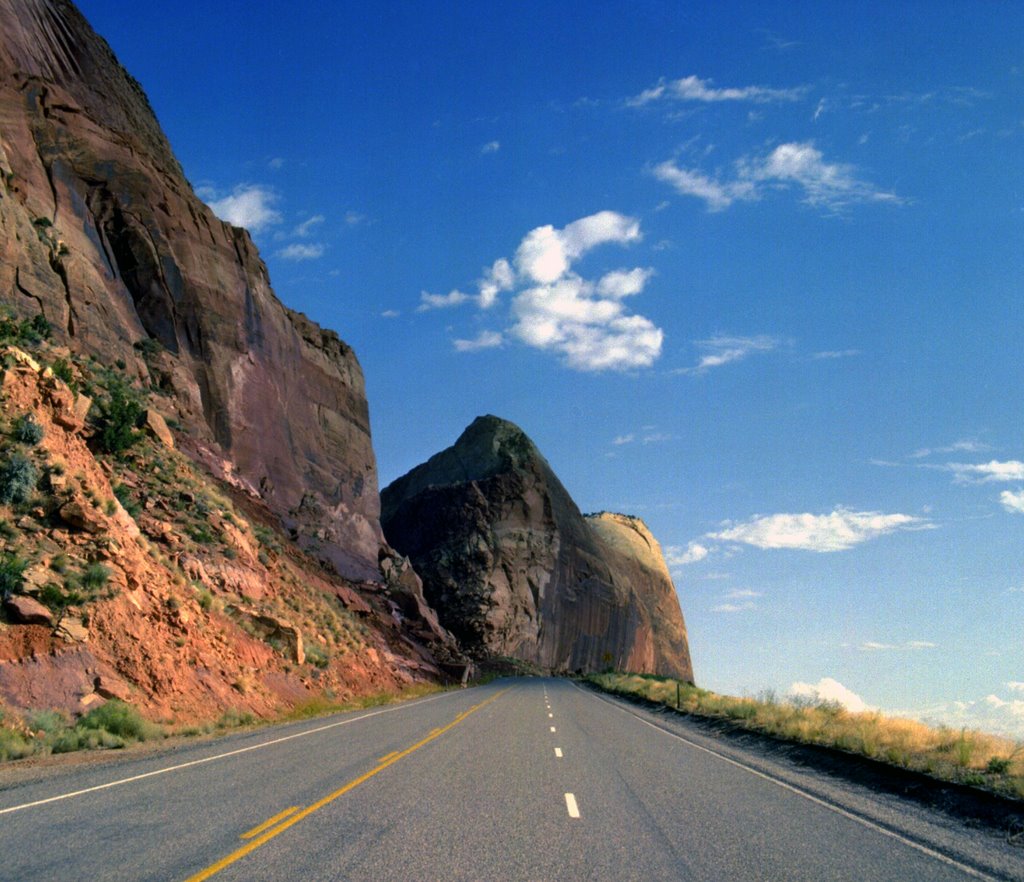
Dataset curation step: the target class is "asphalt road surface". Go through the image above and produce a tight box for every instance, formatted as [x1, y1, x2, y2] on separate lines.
[0, 678, 1019, 881]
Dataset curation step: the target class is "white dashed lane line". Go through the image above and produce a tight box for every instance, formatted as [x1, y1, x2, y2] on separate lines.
[554, 748, 563, 758]
[550, 726, 556, 733]
[565, 793, 580, 818]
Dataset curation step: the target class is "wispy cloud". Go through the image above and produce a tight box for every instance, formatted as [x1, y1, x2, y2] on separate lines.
[811, 349, 860, 360]
[207, 184, 281, 232]
[858, 640, 937, 651]
[276, 243, 324, 261]
[709, 507, 933, 552]
[294, 214, 325, 237]
[724, 589, 762, 599]
[481, 140, 501, 154]
[453, 330, 503, 352]
[676, 335, 778, 375]
[612, 433, 635, 446]
[652, 161, 755, 212]
[655, 142, 902, 213]
[909, 440, 990, 459]
[417, 289, 471, 312]
[628, 74, 805, 107]
[712, 601, 756, 613]
[944, 460, 1024, 484]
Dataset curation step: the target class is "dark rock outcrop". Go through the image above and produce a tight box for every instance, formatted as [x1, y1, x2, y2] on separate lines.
[381, 416, 694, 680]
[0, 0, 381, 580]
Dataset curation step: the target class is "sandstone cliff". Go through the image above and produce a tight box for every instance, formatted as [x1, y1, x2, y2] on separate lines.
[381, 416, 694, 680]
[0, 0, 380, 580]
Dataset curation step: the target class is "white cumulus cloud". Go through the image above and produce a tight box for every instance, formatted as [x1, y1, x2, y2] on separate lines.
[1000, 489, 1024, 513]
[424, 210, 660, 372]
[664, 542, 709, 566]
[709, 508, 932, 552]
[208, 184, 281, 232]
[481, 140, 501, 154]
[789, 678, 872, 712]
[478, 258, 515, 309]
[628, 74, 804, 107]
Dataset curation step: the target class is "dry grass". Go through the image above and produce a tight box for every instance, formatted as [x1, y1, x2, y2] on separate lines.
[589, 672, 1024, 801]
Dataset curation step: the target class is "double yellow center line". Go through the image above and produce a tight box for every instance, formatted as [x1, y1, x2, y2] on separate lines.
[186, 688, 508, 881]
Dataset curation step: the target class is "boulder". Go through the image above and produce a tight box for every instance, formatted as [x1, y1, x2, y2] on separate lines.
[141, 409, 174, 449]
[58, 499, 106, 533]
[4, 595, 53, 626]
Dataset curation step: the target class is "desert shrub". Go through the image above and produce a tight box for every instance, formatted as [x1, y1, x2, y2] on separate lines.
[0, 453, 38, 504]
[113, 483, 140, 517]
[80, 564, 110, 590]
[0, 552, 27, 600]
[50, 357, 73, 385]
[95, 378, 143, 455]
[78, 700, 158, 741]
[987, 756, 1012, 775]
[195, 588, 214, 611]
[0, 726, 32, 761]
[216, 708, 255, 729]
[25, 708, 67, 734]
[304, 641, 330, 669]
[11, 414, 44, 446]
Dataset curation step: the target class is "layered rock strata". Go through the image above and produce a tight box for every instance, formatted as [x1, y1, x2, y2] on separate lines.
[0, 0, 381, 580]
[381, 416, 693, 680]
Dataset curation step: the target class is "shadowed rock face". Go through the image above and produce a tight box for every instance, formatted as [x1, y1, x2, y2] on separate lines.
[0, 0, 381, 579]
[381, 416, 694, 680]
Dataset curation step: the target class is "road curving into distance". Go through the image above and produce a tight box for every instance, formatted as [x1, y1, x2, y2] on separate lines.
[0, 678, 1020, 881]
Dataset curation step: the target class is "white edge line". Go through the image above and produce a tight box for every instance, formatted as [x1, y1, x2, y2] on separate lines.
[0, 690, 455, 816]
[572, 682, 1000, 882]
[565, 792, 580, 818]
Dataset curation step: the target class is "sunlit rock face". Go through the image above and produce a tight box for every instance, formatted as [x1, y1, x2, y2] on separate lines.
[0, 0, 382, 579]
[381, 415, 694, 680]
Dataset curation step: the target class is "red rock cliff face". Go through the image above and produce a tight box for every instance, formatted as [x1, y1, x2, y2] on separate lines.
[381, 416, 694, 680]
[0, 0, 383, 580]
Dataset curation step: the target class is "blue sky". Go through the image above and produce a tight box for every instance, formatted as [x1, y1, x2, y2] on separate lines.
[76, 1, 1024, 735]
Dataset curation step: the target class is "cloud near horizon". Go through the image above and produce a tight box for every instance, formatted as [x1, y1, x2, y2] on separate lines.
[424, 210, 664, 372]
[655, 142, 901, 212]
[789, 677, 872, 712]
[709, 507, 932, 552]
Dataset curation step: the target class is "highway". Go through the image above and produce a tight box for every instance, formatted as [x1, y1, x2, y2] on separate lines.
[0, 678, 1019, 881]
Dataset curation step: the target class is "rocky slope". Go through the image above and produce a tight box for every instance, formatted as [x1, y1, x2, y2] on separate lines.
[381, 416, 694, 680]
[0, 0, 464, 730]
[0, 0, 381, 581]
[0, 343, 456, 725]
